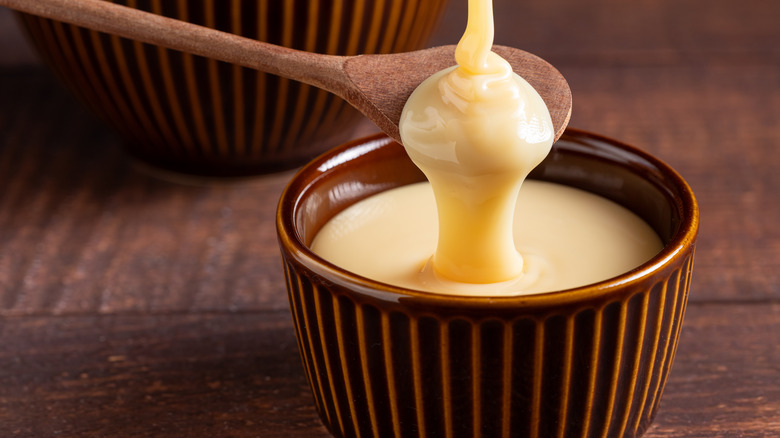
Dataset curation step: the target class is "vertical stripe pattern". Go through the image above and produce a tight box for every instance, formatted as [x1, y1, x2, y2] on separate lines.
[16, 0, 450, 176]
[277, 131, 699, 438]
[283, 253, 694, 438]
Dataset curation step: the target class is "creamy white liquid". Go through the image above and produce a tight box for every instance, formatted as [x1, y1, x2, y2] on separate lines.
[311, 0, 662, 295]
[311, 181, 662, 295]
[398, 0, 554, 284]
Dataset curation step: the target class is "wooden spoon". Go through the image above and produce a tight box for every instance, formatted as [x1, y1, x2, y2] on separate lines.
[1, 0, 572, 144]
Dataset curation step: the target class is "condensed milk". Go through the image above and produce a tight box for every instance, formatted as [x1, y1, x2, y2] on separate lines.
[311, 181, 662, 295]
[311, 0, 663, 295]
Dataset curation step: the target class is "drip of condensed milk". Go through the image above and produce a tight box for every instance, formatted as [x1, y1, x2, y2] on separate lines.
[310, 0, 664, 295]
[398, 0, 554, 283]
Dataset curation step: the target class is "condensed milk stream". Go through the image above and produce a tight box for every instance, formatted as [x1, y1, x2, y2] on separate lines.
[311, 0, 663, 295]
[399, 0, 553, 284]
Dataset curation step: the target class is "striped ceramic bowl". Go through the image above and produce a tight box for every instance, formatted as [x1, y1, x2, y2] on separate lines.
[17, 0, 449, 176]
[277, 129, 699, 437]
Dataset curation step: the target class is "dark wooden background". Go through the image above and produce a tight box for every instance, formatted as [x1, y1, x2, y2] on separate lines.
[1, 0, 778, 436]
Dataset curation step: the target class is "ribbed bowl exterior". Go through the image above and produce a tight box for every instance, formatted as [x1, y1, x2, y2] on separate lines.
[277, 131, 699, 438]
[282, 252, 694, 438]
[17, 0, 448, 175]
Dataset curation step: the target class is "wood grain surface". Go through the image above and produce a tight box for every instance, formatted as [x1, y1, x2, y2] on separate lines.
[1, 0, 778, 436]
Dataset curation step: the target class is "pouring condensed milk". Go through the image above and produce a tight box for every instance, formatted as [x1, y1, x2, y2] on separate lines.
[311, 0, 663, 295]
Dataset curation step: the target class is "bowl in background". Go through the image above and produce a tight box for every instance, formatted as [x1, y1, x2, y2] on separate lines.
[276, 129, 698, 437]
[16, 0, 449, 176]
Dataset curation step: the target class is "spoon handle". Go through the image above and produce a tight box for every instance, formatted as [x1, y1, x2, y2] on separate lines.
[1, 0, 353, 97]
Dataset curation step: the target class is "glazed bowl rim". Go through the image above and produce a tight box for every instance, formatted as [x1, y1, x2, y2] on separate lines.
[276, 128, 699, 309]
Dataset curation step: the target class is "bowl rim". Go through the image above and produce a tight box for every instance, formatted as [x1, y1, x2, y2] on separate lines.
[276, 128, 699, 309]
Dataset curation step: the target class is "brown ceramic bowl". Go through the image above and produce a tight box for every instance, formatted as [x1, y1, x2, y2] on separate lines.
[277, 129, 698, 437]
[17, 0, 449, 176]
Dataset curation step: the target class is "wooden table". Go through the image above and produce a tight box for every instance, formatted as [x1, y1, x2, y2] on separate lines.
[1, 0, 778, 436]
